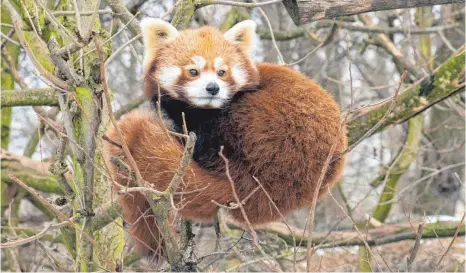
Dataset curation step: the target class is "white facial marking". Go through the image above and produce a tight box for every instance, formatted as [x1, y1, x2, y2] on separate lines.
[185, 72, 230, 108]
[192, 56, 206, 70]
[157, 66, 181, 97]
[231, 65, 247, 87]
[214, 57, 227, 71]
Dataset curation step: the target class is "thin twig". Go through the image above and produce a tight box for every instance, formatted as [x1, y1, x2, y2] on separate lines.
[84, 0, 102, 39]
[72, 0, 83, 36]
[7, 174, 96, 245]
[0, 31, 20, 47]
[406, 223, 424, 271]
[254, 1, 285, 64]
[327, 187, 383, 271]
[218, 147, 267, 258]
[305, 127, 343, 271]
[286, 21, 336, 66]
[104, 34, 141, 66]
[53, 9, 114, 16]
[252, 176, 298, 270]
[0, 221, 69, 249]
[35, 241, 68, 271]
[94, 36, 145, 188]
[33, 0, 84, 49]
[434, 213, 465, 271]
[78, 12, 140, 63]
[335, 70, 407, 161]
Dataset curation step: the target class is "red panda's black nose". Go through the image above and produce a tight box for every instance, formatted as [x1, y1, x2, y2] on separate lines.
[206, 82, 220, 95]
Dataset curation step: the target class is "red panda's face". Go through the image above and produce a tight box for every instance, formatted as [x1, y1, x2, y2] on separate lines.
[142, 19, 259, 108]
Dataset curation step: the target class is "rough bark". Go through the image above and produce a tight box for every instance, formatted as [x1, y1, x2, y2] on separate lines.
[249, 220, 465, 248]
[1, 89, 58, 107]
[283, 0, 465, 25]
[346, 46, 465, 146]
[1, 149, 65, 194]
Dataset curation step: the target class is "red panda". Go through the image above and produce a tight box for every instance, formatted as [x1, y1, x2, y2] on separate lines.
[104, 19, 347, 260]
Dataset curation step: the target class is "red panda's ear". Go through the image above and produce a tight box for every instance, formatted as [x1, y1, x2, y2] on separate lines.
[224, 20, 256, 52]
[140, 18, 180, 70]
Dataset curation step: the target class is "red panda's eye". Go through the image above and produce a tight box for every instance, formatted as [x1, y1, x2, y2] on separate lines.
[189, 69, 199, 77]
[217, 70, 226, 77]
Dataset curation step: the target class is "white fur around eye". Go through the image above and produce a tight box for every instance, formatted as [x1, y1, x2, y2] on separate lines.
[231, 65, 247, 87]
[192, 56, 206, 70]
[214, 57, 227, 71]
[157, 66, 181, 96]
[185, 72, 231, 108]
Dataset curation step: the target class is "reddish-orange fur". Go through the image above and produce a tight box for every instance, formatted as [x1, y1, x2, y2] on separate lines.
[104, 112, 233, 258]
[217, 63, 347, 223]
[105, 22, 347, 260]
[143, 26, 259, 101]
[104, 63, 347, 258]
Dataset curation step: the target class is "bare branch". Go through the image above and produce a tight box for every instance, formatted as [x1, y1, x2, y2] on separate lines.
[0, 221, 70, 249]
[406, 223, 425, 271]
[105, 0, 141, 35]
[256, 22, 461, 40]
[250, 220, 465, 248]
[7, 174, 97, 246]
[195, 0, 283, 8]
[434, 213, 466, 270]
[52, 10, 114, 16]
[283, 0, 465, 25]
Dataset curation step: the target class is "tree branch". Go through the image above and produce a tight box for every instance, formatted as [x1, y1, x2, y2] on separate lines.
[256, 22, 461, 41]
[346, 46, 465, 146]
[1, 149, 65, 194]
[2, 0, 68, 90]
[1, 89, 58, 107]
[283, 0, 465, 25]
[105, 0, 140, 36]
[253, 220, 465, 248]
[359, 14, 420, 79]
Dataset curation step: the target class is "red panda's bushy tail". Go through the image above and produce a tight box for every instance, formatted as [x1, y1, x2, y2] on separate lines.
[104, 111, 232, 259]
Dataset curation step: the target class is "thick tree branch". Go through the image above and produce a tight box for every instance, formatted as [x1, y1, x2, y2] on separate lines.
[105, 0, 141, 35]
[1, 149, 65, 194]
[283, 0, 465, 25]
[254, 220, 465, 248]
[171, 0, 197, 30]
[256, 22, 460, 41]
[1, 89, 58, 107]
[346, 46, 465, 146]
[92, 201, 121, 231]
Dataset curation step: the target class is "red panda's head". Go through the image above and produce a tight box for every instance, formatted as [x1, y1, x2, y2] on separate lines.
[141, 19, 260, 108]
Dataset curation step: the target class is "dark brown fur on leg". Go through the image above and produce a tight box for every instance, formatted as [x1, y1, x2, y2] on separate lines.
[104, 111, 233, 258]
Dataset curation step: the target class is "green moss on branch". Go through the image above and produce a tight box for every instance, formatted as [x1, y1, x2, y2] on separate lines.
[171, 0, 196, 30]
[372, 114, 424, 221]
[265, 221, 464, 248]
[347, 47, 465, 146]
[1, 89, 58, 107]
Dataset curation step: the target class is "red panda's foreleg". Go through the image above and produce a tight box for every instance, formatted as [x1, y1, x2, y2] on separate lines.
[104, 111, 233, 258]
